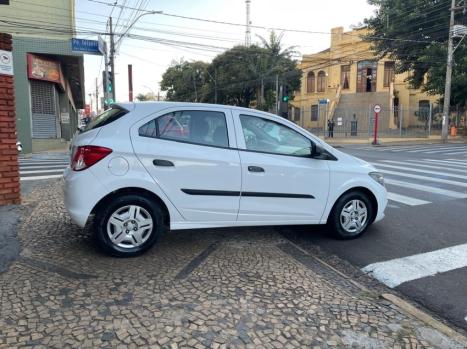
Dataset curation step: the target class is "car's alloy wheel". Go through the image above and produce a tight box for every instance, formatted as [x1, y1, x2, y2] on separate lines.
[339, 199, 368, 235]
[329, 191, 373, 239]
[107, 205, 154, 249]
[95, 194, 165, 257]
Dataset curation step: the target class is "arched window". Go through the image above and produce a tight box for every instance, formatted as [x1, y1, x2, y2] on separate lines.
[306, 72, 315, 93]
[317, 71, 326, 92]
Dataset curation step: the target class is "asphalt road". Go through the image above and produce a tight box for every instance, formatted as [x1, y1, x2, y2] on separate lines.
[287, 142, 467, 331]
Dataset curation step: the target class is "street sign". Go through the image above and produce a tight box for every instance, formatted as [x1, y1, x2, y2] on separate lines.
[319, 99, 329, 105]
[0, 50, 13, 76]
[374, 104, 382, 114]
[71, 38, 104, 55]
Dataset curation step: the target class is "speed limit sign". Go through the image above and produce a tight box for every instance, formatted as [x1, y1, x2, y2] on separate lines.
[374, 104, 382, 114]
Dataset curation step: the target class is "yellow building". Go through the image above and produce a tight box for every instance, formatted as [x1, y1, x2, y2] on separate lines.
[292, 27, 439, 135]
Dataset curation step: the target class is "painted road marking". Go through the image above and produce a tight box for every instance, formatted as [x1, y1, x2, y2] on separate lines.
[424, 159, 467, 167]
[18, 162, 69, 167]
[362, 243, 467, 288]
[372, 163, 467, 180]
[20, 175, 63, 181]
[407, 146, 465, 153]
[20, 169, 65, 175]
[380, 160, 467, 173]
[385, 178, 467, 199]
[387, 192, 431, 206]
[444, 151, 467, 155]
[17, 165, 66, 170]
[378, 169, 467, 188]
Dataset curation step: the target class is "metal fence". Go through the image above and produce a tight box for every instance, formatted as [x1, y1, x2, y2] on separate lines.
[295, 105, 466, 139]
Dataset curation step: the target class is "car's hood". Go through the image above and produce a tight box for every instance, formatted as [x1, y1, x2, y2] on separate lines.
[331, 148, 377, 172]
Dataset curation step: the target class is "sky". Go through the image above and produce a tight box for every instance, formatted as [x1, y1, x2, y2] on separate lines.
[76, 0, 377, 109]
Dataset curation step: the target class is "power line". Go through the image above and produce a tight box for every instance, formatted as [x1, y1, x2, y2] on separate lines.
[88, 0, 442, 44]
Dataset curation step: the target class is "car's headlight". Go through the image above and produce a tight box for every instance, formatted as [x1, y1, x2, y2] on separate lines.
[369, 172, 385, 186]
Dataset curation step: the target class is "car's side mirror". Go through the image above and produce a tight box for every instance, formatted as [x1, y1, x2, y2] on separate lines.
[310, 143, 323, 158]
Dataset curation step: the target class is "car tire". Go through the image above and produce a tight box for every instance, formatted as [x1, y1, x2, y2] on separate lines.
[94, 194, 166, 257]
[328, 191, 373, 239]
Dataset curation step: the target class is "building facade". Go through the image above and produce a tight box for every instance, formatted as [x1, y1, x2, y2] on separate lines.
[0, 0, 84, 153]
[291, 27, 439, 136]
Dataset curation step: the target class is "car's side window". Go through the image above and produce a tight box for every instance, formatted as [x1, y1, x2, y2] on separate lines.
[139, 110, 229, 148]
[239, 114, 312, 156]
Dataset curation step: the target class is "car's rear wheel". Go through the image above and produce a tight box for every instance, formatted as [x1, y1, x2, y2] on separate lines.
[94, 194, 165, 257]
[328, 191, 373, 239]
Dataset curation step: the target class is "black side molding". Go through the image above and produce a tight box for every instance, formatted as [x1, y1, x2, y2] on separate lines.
[181, 189, 314, 199]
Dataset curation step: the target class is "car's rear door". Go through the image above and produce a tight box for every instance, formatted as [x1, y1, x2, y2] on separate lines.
[130, 106, 241, 223]
[232, 110, 330, 224]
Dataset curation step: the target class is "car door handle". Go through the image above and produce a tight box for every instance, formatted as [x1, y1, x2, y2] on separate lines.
[153, 159, 174, 167]
[248, 166, 264, 173]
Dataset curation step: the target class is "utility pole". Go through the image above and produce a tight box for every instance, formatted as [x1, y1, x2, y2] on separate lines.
[214, 69, 218, 104]
[128, 64, 133, 102]
[275, 74, 279, 115]
[109, 16, 116, 102]
[441, 0, 456, 142]
[95, 77, 99, 113]
[103, 39, 110, 109]
[245, 0, 251, 46]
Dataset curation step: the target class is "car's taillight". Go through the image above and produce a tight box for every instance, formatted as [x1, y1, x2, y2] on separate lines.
[71, 146, 112, 171]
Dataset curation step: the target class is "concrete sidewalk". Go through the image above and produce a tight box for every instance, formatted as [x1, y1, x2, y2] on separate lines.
[1, 181, 466, 348]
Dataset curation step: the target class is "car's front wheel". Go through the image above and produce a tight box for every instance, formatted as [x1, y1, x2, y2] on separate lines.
[94, 194, 165, 257]
[328, 191, 373, 239]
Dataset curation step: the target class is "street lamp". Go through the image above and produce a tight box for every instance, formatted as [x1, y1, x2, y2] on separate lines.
[108, 10, 163, 102]
[115, 11, 163, 46]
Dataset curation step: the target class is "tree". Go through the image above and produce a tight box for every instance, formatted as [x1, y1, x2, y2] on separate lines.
[159, 32, 301, 110]
[364, 0, 467, 107]
[135, 92, 155, 101]
[160, 59, 210, 102]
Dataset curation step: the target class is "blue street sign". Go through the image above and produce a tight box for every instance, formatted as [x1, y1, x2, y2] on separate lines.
[71, 38, 103, 55]
[319, 99, 329, 105]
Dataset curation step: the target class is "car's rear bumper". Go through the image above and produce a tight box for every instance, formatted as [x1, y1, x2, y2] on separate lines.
[63, 167, 106, 227]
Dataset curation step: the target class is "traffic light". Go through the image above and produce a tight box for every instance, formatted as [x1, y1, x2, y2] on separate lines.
[107, 71, 113, 94]
[102, 71, 114, 107]
[279, 85, 290, 117]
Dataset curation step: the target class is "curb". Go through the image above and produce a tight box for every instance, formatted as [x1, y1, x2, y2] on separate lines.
[381, 293, 467, 347]
[283, 238, 467, 346]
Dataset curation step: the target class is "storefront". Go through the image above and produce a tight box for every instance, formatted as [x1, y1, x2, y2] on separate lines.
[11, 37, 85, 153]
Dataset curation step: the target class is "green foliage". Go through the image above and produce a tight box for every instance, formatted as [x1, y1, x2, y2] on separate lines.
[160, 60, 210, 102]
[135, 93, 155, 101]
[364, 0, 467, 107]
[160, 32, 301, 109]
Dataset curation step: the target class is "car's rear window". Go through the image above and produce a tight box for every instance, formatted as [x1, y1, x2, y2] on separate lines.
[82, 107, 128, 132]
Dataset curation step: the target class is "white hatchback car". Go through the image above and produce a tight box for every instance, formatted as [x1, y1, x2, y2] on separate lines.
[64, 102, 387, 257]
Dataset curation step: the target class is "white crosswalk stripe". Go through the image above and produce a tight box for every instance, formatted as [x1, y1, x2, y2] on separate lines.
[362, 243, 467, 288]
[19, 154, 69, 181]
[386, 192, 430, 206]
[366, 158, 467, 207]
[354, 144, 467, 155]
[380, 160, 467, 173]
[372, 162, 467, 180]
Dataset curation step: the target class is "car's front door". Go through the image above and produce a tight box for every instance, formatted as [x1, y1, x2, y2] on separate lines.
[232, 111, 330, 223]
[131, 107, 241, 223]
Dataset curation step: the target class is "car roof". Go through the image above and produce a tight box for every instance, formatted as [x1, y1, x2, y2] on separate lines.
[113, 101, 277, 118]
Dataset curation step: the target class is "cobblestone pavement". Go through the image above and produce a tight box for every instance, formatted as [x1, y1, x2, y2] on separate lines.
[0, 181, 464, 348]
